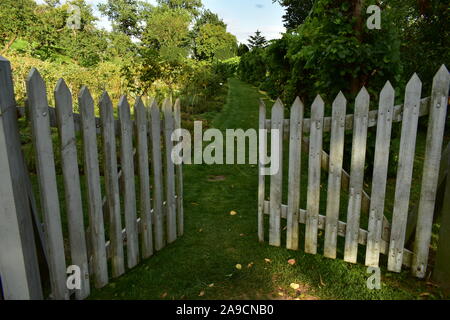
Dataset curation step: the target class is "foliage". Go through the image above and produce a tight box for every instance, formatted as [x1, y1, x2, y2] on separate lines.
[274, 0, 315, 30]
[193, 24, 237, 61]
[247, 30, 268, 49]
[238, 48, 266, 85]
[237, 43, 250, 56]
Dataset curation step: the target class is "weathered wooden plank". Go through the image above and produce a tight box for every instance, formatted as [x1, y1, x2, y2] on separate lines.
[365, 81, 395, 267]
[54, 79, 90, 299]
[258, 99, 267, 243]
[265, 97, 431, 134]
[269, 99, 284, 247]
[99, 91, 125, 278]
[118, 96, 139, 268]
[388, 74, 422, 272]
[412, 65, 450, 278]
[286, 98, 304, 250]
[26, 69, 68, 299]
[324, 92, 347, 259]
[173, 99, 184, 237]
[344, 87, 370, 264]
[303, 137, 391, 242]
[79, 86, 109, 288]
[135, 97, 153, 259]
[0, 57, 43, 300]
[163, 99, 177, 244]
[149, 100, 165, 250]
[305, 96, 324, 254]
[262, 201, 414, 267]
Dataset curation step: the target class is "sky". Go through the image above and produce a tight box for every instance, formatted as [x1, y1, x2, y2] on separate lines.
[35, 0, 286, 44]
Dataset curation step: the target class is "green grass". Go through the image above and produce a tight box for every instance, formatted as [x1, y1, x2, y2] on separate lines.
[88, 78, 449, 300]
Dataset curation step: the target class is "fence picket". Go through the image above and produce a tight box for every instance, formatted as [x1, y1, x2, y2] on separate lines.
[305, 96, 324, 254]
[286, 98, 303, 250]
[150, 100, 165, 250]
[412, 65, 450, 278]
[118, 96, 139, 268]
[79, 86, 109, 288]
[26, 69, 68, 299]
[258, 99, 267, 243]
[269, 99, 284, 247]
[174, 99, 184, 237]
[163, 99, 177, 244]
[99, 91, 125, 277]
[344, 87, 370, 264]
[135, 97, 153, 259]
[54, 79, 90, 299]
[324, 92, 347, 259]
[365, 82, 395, 267]
[388, 74, 422, 272]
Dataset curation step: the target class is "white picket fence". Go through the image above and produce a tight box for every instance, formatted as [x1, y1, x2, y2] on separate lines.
[258, 65, 450, 278]
[0, 57, 184, 300]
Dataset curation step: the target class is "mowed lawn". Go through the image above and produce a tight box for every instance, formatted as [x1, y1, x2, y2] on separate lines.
[90, 78, 448, 300]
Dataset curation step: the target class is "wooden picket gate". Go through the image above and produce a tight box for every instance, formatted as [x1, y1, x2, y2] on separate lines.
[258, 65, 450, 278]
[0, 57, 184, 300]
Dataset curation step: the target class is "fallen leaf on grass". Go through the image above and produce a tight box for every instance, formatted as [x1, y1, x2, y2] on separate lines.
[199, 291, 205, 297]
[230, 210, 237, 216]
[264, 258, 272, 263]
[208, 283, 215, 288]
[290, 283, 300, 290]
[420, 292, 431, 297]
[236, 264, 242, 270]
[161, 292, 168, 298]
[247, 262, 254, 268]
[288, 259, 296, 265]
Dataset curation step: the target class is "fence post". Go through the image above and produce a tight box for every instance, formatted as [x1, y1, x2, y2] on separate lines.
[0, 56, 43, 299]
[433, 140, 450, 288]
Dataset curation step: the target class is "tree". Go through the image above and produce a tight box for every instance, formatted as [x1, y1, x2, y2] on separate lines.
[0, 0, 37, 53]
[193, 23, 237, 61]
[98, 0, 151, 37]
[273, 0, 315, 30]
[248, 30, 267, 49]
[237, 43, 250, 56]
[156, 0, 202, 17]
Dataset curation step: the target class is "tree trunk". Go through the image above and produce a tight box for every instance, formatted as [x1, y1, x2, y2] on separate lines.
[351, 0, 365, 95]
[1, 35, 18, 55]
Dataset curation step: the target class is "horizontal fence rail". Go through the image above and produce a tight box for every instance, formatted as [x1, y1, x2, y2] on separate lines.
[0, 59, 184, 300]
[258, 66, 450, 277]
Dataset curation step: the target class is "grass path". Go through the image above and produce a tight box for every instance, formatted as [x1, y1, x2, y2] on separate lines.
[90, 78, 444, 300]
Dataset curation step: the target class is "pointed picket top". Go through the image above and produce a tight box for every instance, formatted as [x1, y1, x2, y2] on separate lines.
[290, 96, 304, 120]
[79, 86, 94, 107]
[118, 95, 131, 122]
[433, 64, 450, 83]
[54, 78, 72, 111]
[26, 68, 49, 114]
[174, 98, 181, 112]
[135, 96, 145, 111]
[54, 78, 70, 98]
[380, 81, 395, 107]
[312, 94, 325, 108]
[432, 64, 450, 93]
[272, 98, 284, 116]
[356, 86, 370, 103]
[405, 73, 422, 93]
[332, 91, 347, 108]
[380, 81, 395, 97]
[99, 90, 112, 107]
[150, 98, 160, 118]
[162, 98, 172, 116]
